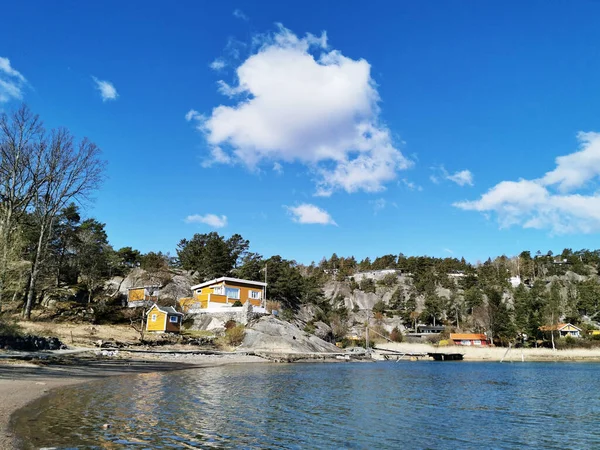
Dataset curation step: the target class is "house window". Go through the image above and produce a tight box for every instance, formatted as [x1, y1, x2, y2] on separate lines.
[213, 286, 225, 295]
[250, 290, 261, 300]
[169, 316, 179, 323]
[225, 287, 240, 299]
[151, 314, 157, 322]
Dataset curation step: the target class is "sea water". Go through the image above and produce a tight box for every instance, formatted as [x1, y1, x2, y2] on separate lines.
[12, 361, 600, 449]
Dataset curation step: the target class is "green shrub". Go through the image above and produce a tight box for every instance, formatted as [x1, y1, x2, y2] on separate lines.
[359, 278, 376, 293]
[377, 273, 398, 287]
[232, 300, 243, 307]
[304, 322, 316, 334]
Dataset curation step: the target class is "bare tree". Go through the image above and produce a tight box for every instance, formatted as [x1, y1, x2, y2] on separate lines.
[24, 128, 105, 319]
[0, 106, 44, 310]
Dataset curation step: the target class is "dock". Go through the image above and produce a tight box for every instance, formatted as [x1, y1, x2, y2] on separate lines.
[375, 347, 464, 362]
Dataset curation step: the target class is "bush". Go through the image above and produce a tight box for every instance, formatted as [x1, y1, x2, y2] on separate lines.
[377, 273, 398, 287]
[349, 278, 359, 292]
[372, 300, 386, 315]
[390, 327, 403, 342]
[232, 300, 243, 307]
[0, 316, 22, 337]
[224, 319, 237, 330]
[224, 324, 246, 346]
[359, 278, 376, 293]
[304, 322, 316, 334]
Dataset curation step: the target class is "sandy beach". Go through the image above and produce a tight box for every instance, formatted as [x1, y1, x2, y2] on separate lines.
[0, 352, 266, 449]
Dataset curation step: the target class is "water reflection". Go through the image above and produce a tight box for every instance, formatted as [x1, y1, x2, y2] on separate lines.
[13, 362, 600, 449]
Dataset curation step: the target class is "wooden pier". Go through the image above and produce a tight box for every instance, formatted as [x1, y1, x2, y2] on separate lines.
[376, 348, 464, 362]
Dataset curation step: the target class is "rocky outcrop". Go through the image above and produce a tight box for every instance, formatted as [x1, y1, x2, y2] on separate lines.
[0, 334, 66, 351]
[105, 268, 195, 303]
[239, 316, 339, 353]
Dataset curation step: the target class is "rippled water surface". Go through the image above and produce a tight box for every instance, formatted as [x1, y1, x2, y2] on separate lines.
[13, 361, 600, 449]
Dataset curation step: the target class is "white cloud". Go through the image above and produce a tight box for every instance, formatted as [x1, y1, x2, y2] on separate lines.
[455, 132, 600, 234]
[401, 178, 422, 191]
[0, 57, 26, 103]
[431, 166, 474, 186]
[92, 76, 118, 102]
[210, 59, 226, 71]
[201, 147, 233, 168]
[233, 9, 248, 20]
[273, 162, 283, 174]
[185, 109, 202, 122]
[185, 213, 228, 228]
[447, 169, 474, 186]
[444, 248, 454, 254]
[191, 25, 411, 195]
[286, 203, 337, 225]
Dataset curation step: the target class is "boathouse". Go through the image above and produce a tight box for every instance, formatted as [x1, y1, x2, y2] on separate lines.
[450, 333, 490, 346]
[146, 304, 184, 333]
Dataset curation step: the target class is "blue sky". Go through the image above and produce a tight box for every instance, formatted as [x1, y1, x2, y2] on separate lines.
[2, 1, 600, 264]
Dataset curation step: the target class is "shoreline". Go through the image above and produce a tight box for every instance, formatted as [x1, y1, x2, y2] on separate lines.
[375, 342, 600, 361]
[4, 345, 600, 448]
[0, 352, 266, 449]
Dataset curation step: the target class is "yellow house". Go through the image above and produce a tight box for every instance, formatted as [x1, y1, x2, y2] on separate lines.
[146, 304, 184, 333]
[180, 277, 267, 312]
[127, 285, 160, 307]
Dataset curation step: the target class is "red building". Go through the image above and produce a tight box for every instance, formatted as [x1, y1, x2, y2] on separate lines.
[450, 333, 490, 346]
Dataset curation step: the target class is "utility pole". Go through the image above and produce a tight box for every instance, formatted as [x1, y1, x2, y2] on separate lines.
[262, 263, 268, 310]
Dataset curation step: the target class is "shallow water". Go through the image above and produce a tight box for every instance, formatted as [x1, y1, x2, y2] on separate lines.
[13, 361, 600, 449]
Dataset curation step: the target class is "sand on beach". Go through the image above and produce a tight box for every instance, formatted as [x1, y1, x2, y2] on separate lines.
[0, 352, 266, 449]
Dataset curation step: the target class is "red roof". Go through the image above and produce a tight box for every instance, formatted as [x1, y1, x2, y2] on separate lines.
[450, 333, 488, 341]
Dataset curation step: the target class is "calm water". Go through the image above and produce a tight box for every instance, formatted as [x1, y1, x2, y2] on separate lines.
[12, 361, 600, 449]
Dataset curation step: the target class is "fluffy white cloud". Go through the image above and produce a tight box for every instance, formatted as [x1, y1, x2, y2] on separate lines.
[92, 76, 118, 101]
[447, 169, 474, 186]
[0, 57, 26, 103]
[185, 213, 228, 228]
[286, 203, 337, 225]
[455, 132, 600, 233]
[192, 25, 411, 195]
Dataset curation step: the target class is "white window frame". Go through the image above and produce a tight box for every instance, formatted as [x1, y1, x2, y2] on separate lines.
[169, 315, 179, 323]
[151, 314, 157, 322]
[213, 285, 225, 295]
[225, 287, 240, 300]
[250, 290, 261, 300]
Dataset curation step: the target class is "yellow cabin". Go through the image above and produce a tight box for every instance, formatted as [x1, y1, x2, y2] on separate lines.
[146, 304, 184, 333]
[181, 277, 267, 312]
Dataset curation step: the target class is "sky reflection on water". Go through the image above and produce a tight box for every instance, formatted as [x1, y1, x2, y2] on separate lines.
[13, 362, 600, 449]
